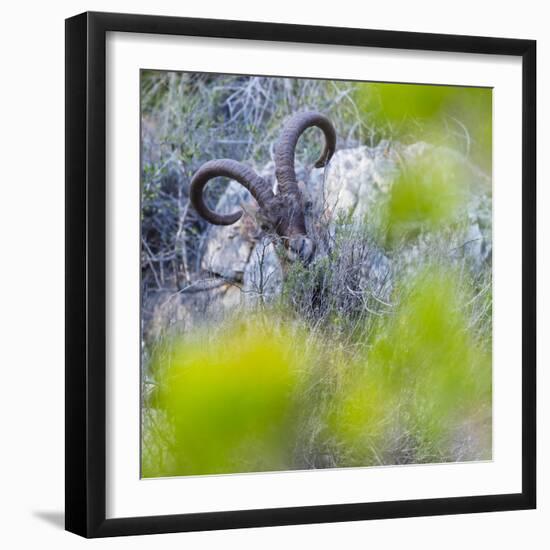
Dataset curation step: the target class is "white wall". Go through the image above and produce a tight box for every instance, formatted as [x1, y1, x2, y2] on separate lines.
[0, 1, 546, 547]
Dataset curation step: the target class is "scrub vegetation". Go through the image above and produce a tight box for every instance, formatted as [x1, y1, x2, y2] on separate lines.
[140, 71, 492, 477]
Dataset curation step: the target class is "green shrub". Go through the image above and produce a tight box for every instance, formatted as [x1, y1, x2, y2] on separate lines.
[326, 267, 492, 465]
[354, 82, 492, 171]
[143, 318, 309, 477]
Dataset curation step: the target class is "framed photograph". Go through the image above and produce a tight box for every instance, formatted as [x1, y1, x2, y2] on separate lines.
[65, 11, 536, 538]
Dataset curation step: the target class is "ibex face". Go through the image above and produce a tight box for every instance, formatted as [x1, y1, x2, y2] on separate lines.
[274, 193, 316, 263]
[190, 111, 336, 265]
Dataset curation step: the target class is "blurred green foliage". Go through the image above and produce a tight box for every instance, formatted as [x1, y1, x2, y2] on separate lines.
[327, 267, 492, 465]
[355, 82, 492, 171]
[382, 149, 469, 246]
[143, 267, 491, 477]
[143, 320, 308, 477]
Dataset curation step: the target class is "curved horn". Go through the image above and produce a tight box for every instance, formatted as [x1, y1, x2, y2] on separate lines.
[275, 111, 336, 195]
[190, 159, 274, 226]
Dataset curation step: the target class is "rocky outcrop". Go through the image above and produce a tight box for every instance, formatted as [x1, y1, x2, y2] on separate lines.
[201, 181, 262, 282]
[308, 141, 492, 269]
[145, 141, 492, 337]
[202, 141, 491, 280]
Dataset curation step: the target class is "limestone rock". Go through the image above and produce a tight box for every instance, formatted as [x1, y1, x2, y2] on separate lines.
[243, 239, 284, 304]
[309, 141, 492, 268]
[150, 142, 491, 335]
[201, 181, 261, 282]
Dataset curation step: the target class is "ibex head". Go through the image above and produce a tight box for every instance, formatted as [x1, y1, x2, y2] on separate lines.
[190, 111, 336, 264]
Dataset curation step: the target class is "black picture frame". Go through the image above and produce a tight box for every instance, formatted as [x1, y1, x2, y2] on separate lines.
[65, 11, 536, 538]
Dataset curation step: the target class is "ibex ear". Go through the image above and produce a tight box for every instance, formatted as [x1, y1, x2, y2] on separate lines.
[297, 180, 313, 212]
[254, 209, 273, 232]
[287, 235, 316, 264]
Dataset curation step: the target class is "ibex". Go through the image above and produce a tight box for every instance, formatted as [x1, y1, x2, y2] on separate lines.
[190, 111, 336, 264]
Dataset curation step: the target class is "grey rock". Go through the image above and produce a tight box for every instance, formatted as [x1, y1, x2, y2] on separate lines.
[309, 141, 492, 269]
[149, 142, 492, 336]
[243, 239, 284, 304]
[201, 180, 262, 282]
